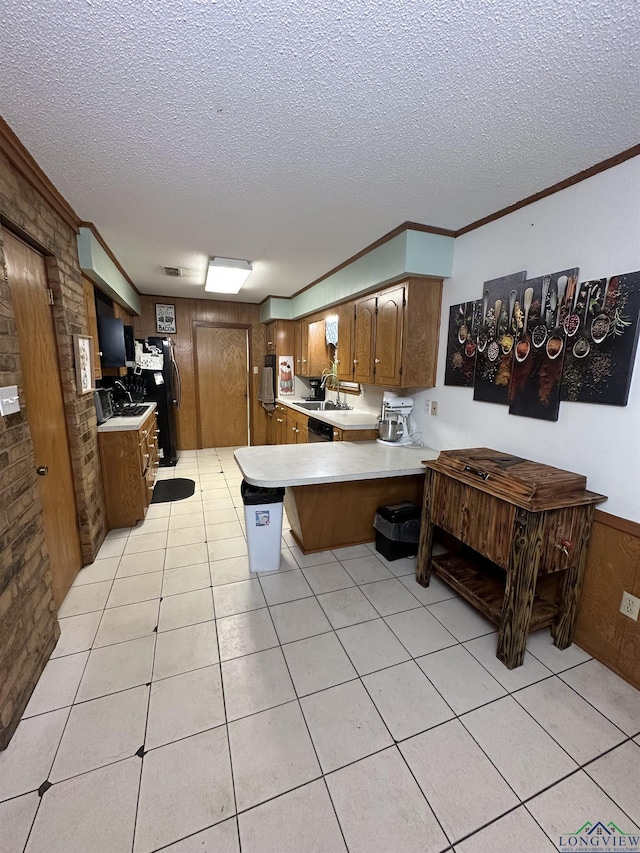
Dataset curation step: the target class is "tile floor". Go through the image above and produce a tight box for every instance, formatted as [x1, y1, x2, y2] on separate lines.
[2, 446, 640, 852]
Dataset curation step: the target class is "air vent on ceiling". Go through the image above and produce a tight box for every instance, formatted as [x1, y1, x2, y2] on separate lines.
[162, 266, 182, 277]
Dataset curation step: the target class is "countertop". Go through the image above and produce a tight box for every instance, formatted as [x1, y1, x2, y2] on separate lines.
[97, 403, 157, 433]
[277, 397, 378, 430]
[234, 441, 438, 487]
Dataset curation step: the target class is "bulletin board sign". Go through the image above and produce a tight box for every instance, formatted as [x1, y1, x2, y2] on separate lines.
[156, 303, 176, 334]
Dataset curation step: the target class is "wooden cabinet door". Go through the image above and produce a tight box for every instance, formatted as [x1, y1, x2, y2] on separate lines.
[82, 276, 102, 381]
[374, 285, 405, 386]
[336, 302, 354, 381]
[265, 322, 276, 354]
[353, 295, 376, 384]
[286, 412, 298, 444]
[266, 409, 275, 445]
[297, 321, 309, 376]
[296, 423, 308, 444]
[275, 407, 286, 443]
[307, 319, 328, 377]
[295, 322, 303, 375]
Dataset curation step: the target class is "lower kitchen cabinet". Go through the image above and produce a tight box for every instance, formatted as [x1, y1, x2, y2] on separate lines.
[98, 409, 159, 529]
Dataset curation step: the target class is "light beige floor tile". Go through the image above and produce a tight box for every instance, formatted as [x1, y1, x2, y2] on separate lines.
[162, 562, 211, 596]
[94, 599, 160, 647]
[301, 561, 356, 594]
[360, 578, 423, 616]
[327, 747, 448, 853]
[363, 660, 454, 740]
[159, 819, 240, 852]
[300, 680, 393, 773]
[372, 552, 418, 578]
[289, 546, 337, 569]
[51, 611, 102, 658]
[145, 665, 225, 751]
[229, 702, 321, 812]
[153, 621, 219, 680]
[116, 549, 166, 578]
[144, 503, 172, 519]
[165, 542, 209, 569]
[123, 531, 168, 554]
[560, 659, 640, 735]
[210, 554, 255, 586]
[0, 709, 69, 801]
[212, 578, 266, 617]
[427, 596, 496, 642]
[527, 770, 640, 844]
[239, 779, 346, 853]
[129, 516, 170, 536]
[106, 571, 163, 608]
[269, 597, 332, 644]
[134, 727, 234, 853]
[105, 526, 132, 539]
[167, 524, 206, 548]
[76, 635, 155, 702]
[332, 545, 372, 560]
[168, 511, 205, 530]
[172, 499, 208, 516]
[95, 537, 127, 559]
[222, 647, 296, 721]
[26, 758, 141, 853]
[526, 631, 591, 672]
[23, 651, 89, 717]
[400, 719, 519, 843]
[202, 498, 235, 512]
[282, 632, 358, 697]
[217, 608, 278, 661]
[0, 792, 40, 853]
[341, 555, 394, 585]
[257, 548, 299, 575]
[336, 619, 410, 675]
[208, 537, 249, 563]
[71, 557, 120, 586]
[462, 696, 577, 799]
[515, 676, 627, 763]
[158, 588, 214, 632]
[206, 521, 243, 541]
[585, 741, 640, 826]
[201, 487, 232, 501]
[57, 581, 112, 618]
[203, 508, 239, 525]
[417, 644, 506, 714]
[50, 685, 149, 782]
[259, 569, 313, 606]
[456, 806, 557, 853]
[399, 573, 459, 605]
[384, 608, 457, 657]
[464, 633, 553, 691]
[317, 587, 379, 629]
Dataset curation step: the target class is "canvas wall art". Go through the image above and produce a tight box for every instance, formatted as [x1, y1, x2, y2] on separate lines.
[444, 300, 479, 387]
[509, 268, 580, 421]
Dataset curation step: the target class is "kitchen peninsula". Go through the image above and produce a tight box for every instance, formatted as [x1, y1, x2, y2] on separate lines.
[234, 442, 438, 552]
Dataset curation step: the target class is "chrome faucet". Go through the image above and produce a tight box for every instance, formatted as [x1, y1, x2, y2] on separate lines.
[114, 379, 133, 404]
[320, 373, 350, 409]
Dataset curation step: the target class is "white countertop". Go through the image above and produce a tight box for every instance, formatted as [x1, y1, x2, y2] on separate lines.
[234, 441, 438, 487]
[97, 403, 157, 433]
[278, 398, 378, 430]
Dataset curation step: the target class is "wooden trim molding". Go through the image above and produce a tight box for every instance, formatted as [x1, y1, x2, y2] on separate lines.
[0, 117, 80, 231]
[456, 144, 640, 237]
[79, 221, 140, 295]
[593, 509, 640, 538]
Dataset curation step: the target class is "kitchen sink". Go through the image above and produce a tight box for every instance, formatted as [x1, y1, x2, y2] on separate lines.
[297, 401, 335, 410]
[113, 404, 150, 417]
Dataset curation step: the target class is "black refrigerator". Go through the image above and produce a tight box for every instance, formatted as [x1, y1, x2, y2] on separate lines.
[137, 337, 181, 466]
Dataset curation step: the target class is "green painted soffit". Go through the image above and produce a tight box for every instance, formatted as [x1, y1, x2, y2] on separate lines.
[78, 227, 141, 316]
[261, 228, 454, 322]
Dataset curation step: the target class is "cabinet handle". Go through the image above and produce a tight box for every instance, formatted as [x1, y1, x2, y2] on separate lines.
[463, 465, 490, 481]
[554, 539, 574, 557]
[374, 358, 380, 364]
[276, 418, 283, 423]
[302, 359, 307, 363]
[144, 453, 150, 460]
[353, 359, 358, 364]
[267, 340, 273, 346]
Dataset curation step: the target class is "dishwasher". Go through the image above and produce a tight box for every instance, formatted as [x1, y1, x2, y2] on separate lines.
[307, 418, 333, 442]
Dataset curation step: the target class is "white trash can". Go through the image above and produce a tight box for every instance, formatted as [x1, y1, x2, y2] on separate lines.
[241, 480, 285, 572]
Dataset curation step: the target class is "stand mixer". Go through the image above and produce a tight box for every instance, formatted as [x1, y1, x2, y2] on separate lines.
[376, 395, 415, 446]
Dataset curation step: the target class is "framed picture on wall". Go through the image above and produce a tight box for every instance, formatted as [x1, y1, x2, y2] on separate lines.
[156, 303, 176, 334]
[74, 334, 94, 395]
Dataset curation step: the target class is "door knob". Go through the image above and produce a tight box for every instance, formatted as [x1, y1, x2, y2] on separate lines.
[36, 466, 48, 476]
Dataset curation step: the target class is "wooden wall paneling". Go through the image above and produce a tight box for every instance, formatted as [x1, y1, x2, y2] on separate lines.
[173, 299, 197, 450]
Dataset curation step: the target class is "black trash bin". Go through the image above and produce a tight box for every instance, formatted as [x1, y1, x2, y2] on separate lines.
[373, 502, 421, 561]
[241, 480, 286, 572]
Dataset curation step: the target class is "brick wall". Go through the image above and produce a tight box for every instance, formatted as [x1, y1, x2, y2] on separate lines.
[0, 148, 107, 748]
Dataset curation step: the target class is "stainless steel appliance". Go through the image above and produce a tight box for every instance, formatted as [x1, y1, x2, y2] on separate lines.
[377, 396, 414, 445]
[304, 378, 326, 402]
[308, 417, 333, 442]
[136, 337, 181, 466]
[93, 388, 114, 425]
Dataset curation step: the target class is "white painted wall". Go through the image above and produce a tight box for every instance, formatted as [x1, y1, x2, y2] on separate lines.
[409, 156, 640, 522]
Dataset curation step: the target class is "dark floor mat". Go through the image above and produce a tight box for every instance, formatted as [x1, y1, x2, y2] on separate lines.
[151, 478, 196, 504]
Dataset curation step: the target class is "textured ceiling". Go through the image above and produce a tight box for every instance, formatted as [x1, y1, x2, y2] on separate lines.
[1, 0, 639, 302]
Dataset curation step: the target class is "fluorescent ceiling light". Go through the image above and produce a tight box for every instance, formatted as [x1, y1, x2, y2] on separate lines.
[205, 257, 252, 293]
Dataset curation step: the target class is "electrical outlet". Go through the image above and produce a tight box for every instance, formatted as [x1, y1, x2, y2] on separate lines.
[430, 401, 438, 416]
[620, 591, 640, 621]
[423, 399, 438, 416]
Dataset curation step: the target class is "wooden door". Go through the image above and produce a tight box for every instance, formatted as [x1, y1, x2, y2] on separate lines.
[307, 319, 328, 376]
[336, 303, 354, 381]
[4, 230, 82, 607]
[195, 325, 249, 447]
[374, 285, 405, 386]
[353, 295, 376, 384]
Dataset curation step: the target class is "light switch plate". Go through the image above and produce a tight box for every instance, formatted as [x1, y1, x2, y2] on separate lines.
[0, 385, 20, 416]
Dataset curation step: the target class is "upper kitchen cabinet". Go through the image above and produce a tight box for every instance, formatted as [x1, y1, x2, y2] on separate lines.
[335, 302, 354, 382]
[82, 276, 102, 381]
[352, 277, 443, 388]
[295, 318, 328, 377]
[265, 320, 294, 355]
